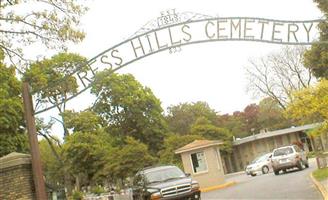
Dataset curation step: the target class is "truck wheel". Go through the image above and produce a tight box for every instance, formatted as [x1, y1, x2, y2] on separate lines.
[262, 166, 269, 174]
[305, 160, 309, 168]
[274, 170, 279, 175]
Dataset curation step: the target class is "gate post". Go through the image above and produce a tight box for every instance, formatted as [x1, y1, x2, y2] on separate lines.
[22, 82, 47, 200]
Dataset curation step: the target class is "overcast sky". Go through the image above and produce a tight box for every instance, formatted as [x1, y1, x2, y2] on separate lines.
[36, 0, 323, 137]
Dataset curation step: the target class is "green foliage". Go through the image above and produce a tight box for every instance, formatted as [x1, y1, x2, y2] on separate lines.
[0, 134, 29, 157]
[91, 71, 168, 153]
[0, 49, 28, 157]
[159, 134, 204, 168]
[303, 0, 328, 78]
[166, 101, 217, 135]
[286, 79, 328, 143]
[62, 110, 102, 133]
[24, 52, 88, 136]
[39, 138, 64, 188]
[191, 117, 233, 153]
[257, 98, 292, 130]
[304, 43, 328, 79]
[312, 167, 328, 181]
[286, 79, 328, 123]
[0, 0, 88, 68]
[90, 185, 105, 195]
[104, 137, 156, 181]
[24, 53, 87, 100]
[70, 190, 84, 200]
[217, 112, 247, 138]
[63, 130, 113, 185]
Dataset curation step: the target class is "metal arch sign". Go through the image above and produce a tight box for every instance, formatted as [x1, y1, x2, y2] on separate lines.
[34, 10, 327, 114]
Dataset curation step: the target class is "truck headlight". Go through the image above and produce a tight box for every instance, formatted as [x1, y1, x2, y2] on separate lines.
[191, 182, 200, 191]
[150, 192, 161, 200]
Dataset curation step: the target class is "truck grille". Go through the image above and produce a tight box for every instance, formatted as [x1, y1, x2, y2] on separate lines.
[161, 184, 191, 197]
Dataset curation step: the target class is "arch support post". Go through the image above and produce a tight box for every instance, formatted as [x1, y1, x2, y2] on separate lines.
[22, 82, 47, 200]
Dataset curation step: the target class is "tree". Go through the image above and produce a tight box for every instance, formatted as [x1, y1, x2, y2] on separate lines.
[303, 0, 328, 78]
[286, 79, 328, 149]
[286, 79, 328, 127]
[191, 117, 233, 153]
[242, 104, 261, 134]
[217, 112, 247, 138]
[166, 101, 217, 135]
[0, 0, 88, 72]
[159, 134, 204, 169]
[216, 100, 292, 139]
[24, 52, 88, 137]
[104, 137, 156, 182]
[62, 130, 114, 187]
[0, 49, 28, 157]
[257, 97, 292, 131]
[39, 138, 64, 190]
[91, 70, 168, 153]
[246, 46, 315, 109]
[62, 110, 102, 133]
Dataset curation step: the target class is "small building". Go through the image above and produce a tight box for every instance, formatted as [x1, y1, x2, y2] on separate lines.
[223, 123, 327, 173]
[175, 140, 225, 189]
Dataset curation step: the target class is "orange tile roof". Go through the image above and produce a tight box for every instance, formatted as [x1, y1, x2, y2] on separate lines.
[175, 140, 223, 154]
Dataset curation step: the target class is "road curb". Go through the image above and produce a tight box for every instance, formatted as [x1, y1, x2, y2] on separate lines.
[200, 181, 236, 193]
[310, 172, 328, 200]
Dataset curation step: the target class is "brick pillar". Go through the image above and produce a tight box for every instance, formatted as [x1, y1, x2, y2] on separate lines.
[0, 152, 36, 200]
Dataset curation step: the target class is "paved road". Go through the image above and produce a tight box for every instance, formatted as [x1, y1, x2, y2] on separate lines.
[202, 159, 322, 200]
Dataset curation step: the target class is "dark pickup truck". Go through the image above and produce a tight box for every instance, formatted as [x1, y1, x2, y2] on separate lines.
[132, 165, 201, 200]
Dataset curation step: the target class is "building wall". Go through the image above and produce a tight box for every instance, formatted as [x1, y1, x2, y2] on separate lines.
[229, 131, 306, 173]
[0, 153, 36, 200]
[180, 146, 225, 188]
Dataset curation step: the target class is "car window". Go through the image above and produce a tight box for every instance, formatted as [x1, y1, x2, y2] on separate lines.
[273, 147, 294, 156]
[251, 154, 270, 164]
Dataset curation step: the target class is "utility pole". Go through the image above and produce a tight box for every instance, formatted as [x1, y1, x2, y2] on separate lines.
[22, 82, 47, 200]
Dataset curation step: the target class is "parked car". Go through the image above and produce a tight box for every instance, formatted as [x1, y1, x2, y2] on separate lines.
[132, 165, 201, 200]
[271, 145, 309, 175]
[245, 153, 272, 176]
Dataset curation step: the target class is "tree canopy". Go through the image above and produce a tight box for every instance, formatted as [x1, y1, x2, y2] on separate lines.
[246, 46, 314, 109]
[91, 70, 168, 153]
[191, 117, 233, 153]
[285, 79, 328, 149]
[0, 49, 28, 157]
[24, 52, 88, 136]
[286, 79, 328, 127]
[303, 0, 328, 78]
[166, 101, 217, 135]
[0, 0, 88, 71]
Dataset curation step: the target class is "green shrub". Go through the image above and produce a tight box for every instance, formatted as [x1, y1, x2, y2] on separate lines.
[313, 167, 328, 181]
[71, 190, 84, 200]
[91, 185, 105, 196]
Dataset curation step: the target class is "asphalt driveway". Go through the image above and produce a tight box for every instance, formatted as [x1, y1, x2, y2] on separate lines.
[202, 159, 322, 199]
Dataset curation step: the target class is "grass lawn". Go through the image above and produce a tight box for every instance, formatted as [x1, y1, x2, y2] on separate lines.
[313, 167, 328, 181]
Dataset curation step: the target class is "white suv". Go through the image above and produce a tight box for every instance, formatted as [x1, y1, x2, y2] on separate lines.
[245, 153, 272, 176]
[271, 145, 309, 175]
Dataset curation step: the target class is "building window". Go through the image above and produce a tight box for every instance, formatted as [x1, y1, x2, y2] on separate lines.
[190, 152, 208, 173]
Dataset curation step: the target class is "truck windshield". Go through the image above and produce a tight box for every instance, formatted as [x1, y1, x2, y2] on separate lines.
[145, 167, 186, 183]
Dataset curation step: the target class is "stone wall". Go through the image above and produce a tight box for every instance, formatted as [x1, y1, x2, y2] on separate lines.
[0, 152, 36, 200]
